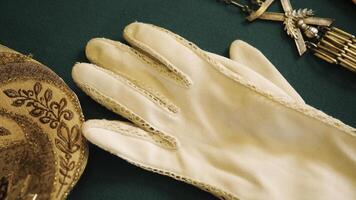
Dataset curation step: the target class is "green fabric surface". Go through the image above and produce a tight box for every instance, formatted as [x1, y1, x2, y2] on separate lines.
[0, 0, 355, 199]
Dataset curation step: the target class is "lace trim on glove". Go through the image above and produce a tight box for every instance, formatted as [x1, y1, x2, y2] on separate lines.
[87, 119, 170, 146]
[83, 63, 179, 114]
[123, 30, 193, 88]
[125, 76, 179, 114]
[85, 125, 239, 200]
[75, 81, 178, 150]
[99, 38, 190, 89]
[144, 24, 355, 136]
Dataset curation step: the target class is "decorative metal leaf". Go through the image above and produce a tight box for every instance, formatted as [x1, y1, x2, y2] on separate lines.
[55, 139, 69, 154]
[59, 98, 67, 110]
[57, 122, 70, 144]
[44, 89, 53, 102]
[283, 8, 313, 40]
[70, 125, 81, 145]
[68, 161, 75, 171]
[59, 155, 69, 165]
[33, 82, 42, 95]
[60, 159, 68, 170]
[21, 90, 29, 96]
[39, 116, 51, 124]
[12, 99, 25, 107]
[293, 8, 314, 18]
[30, 108, 44, 117]
[26, 101, 34, 107]
[3, 89, 18, 98]
[68, 125, 81, 153]
[283, 15, 299, 39]
[59, 169, 68, 177]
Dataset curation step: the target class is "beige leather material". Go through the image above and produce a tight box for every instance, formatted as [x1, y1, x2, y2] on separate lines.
[207, 51, 304, 104]
[72, 22, 356, 200]
[229, 40, 304, 103]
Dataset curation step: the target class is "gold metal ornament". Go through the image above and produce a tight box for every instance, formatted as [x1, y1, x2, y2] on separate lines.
[0, 45, 88, 200]
[222, 0, 356, 72]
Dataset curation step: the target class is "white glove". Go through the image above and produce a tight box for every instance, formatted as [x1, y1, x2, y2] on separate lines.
[72, 22, 356, 200]
[208, 40, 304, 103]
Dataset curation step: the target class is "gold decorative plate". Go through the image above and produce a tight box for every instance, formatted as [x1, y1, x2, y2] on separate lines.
[0, 45, 88, 200]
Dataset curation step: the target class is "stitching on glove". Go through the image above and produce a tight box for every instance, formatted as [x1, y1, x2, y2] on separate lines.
[86, 119, 155, 142]
[125, 76, 180, 114]
[75, 82, 178, 150]
[123, 27, 193, 89]
[87, 130, 239, 200]
[97, 38, 189, 90]
[79, 63, 179, 114]
[145, 23, 356, 136]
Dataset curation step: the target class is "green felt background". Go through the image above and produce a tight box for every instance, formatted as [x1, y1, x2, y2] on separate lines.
[0, 0, 355, 199]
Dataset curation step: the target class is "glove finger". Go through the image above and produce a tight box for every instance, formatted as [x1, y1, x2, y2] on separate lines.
[83, 119, 179, 152]
[83, 119, 182, 177]
[207, 52, 296, 101]
[72, 63, 178, 149]
[86, 38, 187, 96]
[230, 40, 304, 104]
[83, 119, 232, 198]
[123, 22, 295, 103]
[123, 22, 202, 88]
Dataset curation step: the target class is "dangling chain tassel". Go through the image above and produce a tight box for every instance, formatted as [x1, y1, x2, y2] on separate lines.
[221, 0, 356, 73]
[308, 27, 356, 72]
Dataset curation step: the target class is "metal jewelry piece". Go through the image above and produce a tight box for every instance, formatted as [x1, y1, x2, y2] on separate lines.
[222, 0, 356, 72]
[0, 44, 88, 200]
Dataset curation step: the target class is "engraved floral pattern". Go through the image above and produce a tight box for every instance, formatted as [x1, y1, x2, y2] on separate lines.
[55, 122, 81, 195]
[2, 82, 81, 197]
[0, 53, 87, 200]
[3, 82, 73, 128]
